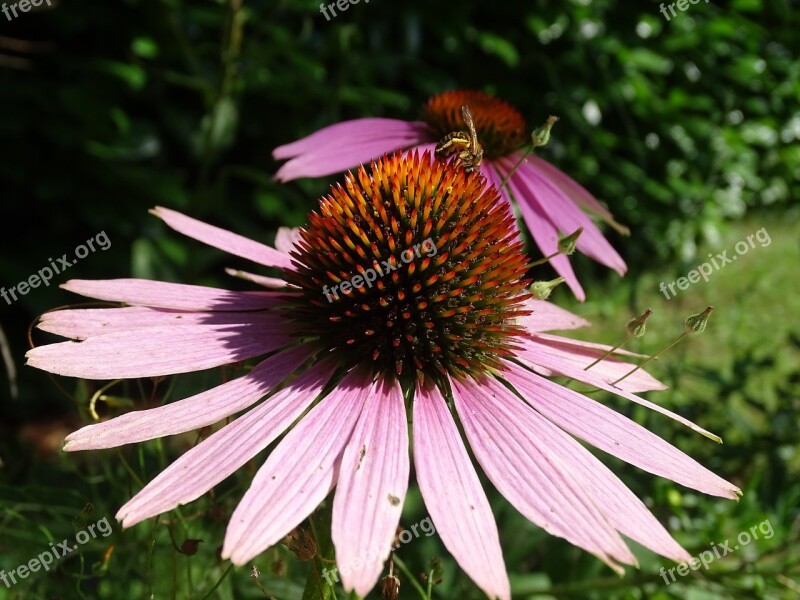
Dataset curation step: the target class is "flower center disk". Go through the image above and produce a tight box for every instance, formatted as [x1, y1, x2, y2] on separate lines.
[423, 90, 527, 159]
[285, 152, 531, 381]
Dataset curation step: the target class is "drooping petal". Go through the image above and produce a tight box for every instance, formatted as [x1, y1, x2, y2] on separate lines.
[516, 298, 591, 333]
[274, 226, 303, 254]
[224, 268, 292, 289]
[64, 345, 313, 451]
[516, 341, 723, 441]
[274, 119, 428, 159]
[479, 161, 514, 213]
[332, 377, 409, 596]
[413, 378, 510, 600]
[26, 313, 290, 379]
[463, 366, 690, 563]
[116, 359, 336, 528]
[508, 156, 627, 275]
[274, 119, 429, 181]
[527, 155, 628, 234]
[533, 332, 645, 358]
[222, 368, 373, 564]
[502, 361, 741, 499]
[452, 376, 636, 572]
[527, 334, 666, 393]
[60, 278, 281, 312]
[151, 206, 295, 270]
[494, 160, 586, 300]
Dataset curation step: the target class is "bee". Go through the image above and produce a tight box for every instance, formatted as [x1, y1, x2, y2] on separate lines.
[434, 105, 484, 172]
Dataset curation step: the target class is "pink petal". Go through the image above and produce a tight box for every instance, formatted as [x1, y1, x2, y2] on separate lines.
[116, 359, 336, 527]
[26, 313, 290, 379]
[151, 206, 295, 270]
[273, 119, 429, 181]
[276, 137, 424, 182]
[508, 156, 627, 275]
[38, 306, 278, 341]
[224, 268, 292, 289]
[467, 366, 691, 563]
[516, 298, 591, 333]
[222, 368, 373, 564]
[517, 341, 724, 442]
[332, 377, 409, 596]
[60, 278, 281, 311]
[479, 162, 514, 213]
[502, 362, 741, 499]
[527, 155, 618, 224]
[413, 378, 510, 600]
[528, 334, 666, 393]
[495, 160, 586, 301]
[452, 376, 636, 572]
[64, 345, 313, 451]
[274, 226, 303, 254]
[534, 332, 646, 358]
[274, 118, 428, 159]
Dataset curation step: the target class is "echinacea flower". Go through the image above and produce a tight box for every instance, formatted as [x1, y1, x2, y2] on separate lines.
[273, 89, 630, 300]
[28, 152, 739, 600]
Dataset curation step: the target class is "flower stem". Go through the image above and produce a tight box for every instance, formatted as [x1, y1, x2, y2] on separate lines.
[583, 333, 633, 371]
[611, 332, 689, 386]
[393, 555, 429, 599]
[498, 144, 534, 193]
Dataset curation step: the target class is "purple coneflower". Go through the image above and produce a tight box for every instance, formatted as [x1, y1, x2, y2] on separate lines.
[27, 152, 738, 599]
[274, 89, 630, 300]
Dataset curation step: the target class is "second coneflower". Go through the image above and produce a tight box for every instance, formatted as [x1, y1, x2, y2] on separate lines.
[28, 152, 738, 600]
[273, 89, 629, 300]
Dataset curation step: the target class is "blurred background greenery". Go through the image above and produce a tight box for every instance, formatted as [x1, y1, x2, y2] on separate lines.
[0, 0, 798, 598]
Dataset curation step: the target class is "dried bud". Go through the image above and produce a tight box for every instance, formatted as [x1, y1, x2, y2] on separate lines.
[283, 528, 317, 561]
[180, 539, 202, 556]
[72, 502, 93, 532]
[685, 306, 714, 333]
[429, 556, 443, 586]
[532, 115, 559, 148]
[626, 309, 653, 338]
[271, 558, 287, 577]
[529, 277, 566, 301]
[380, 574, 401, 600]
[557, 227, 583, 256]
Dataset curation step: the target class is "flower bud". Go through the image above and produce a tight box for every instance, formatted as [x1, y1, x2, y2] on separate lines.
[283, 527, 317, 561]
[685, 306, 714, 333]
[529, 277, 566, 300]
[532, 115, 559, 148]
[380, 574, 401, 600]
[180, 539, 202, 556]
[557, 227, 583, 256]
[626, 309, 653, 338]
